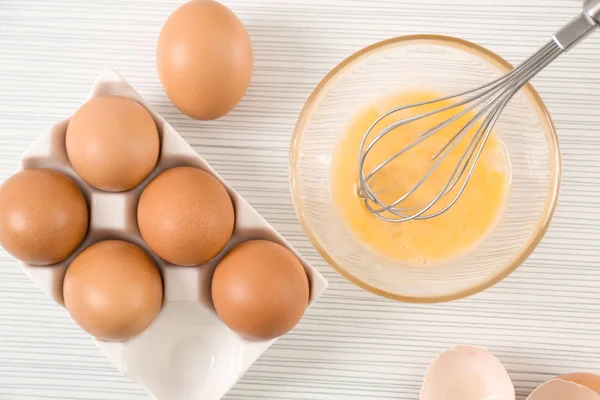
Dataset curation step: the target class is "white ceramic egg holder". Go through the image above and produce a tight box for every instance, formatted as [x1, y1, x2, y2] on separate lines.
[17, 69, 328, 400]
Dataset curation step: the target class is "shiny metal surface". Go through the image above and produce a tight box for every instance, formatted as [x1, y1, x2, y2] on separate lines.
[584, 0, 600, 24]
[358, 3, 599, 223]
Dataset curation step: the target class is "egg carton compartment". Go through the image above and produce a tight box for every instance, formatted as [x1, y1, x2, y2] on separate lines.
[17, 69, 328, 400]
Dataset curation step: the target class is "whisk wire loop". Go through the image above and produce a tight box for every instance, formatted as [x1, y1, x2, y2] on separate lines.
[357, 39, 567, 222]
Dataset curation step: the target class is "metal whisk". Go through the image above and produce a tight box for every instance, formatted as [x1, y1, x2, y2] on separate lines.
[358, 0, 600, 223]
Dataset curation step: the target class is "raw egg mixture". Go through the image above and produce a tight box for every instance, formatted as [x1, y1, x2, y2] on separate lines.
[331, 91, 511, 265]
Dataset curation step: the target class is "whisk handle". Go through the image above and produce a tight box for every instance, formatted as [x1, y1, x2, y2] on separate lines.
[553, 7, 598, 51]
[584, 0, 600, 24]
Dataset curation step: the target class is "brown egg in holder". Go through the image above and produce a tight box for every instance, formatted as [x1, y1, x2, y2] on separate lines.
[7, 69, 327, 400]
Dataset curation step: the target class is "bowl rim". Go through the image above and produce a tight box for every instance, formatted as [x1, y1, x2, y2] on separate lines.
[289, 34, 561, 303]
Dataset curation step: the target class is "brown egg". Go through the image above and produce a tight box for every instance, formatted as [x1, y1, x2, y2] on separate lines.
[560, 373, 600, 394]
[137, 166, 234, 266]
[0, 169, 88, 265]
[63, 240, 163, 341]
[211, 240, 310, 340]
[66, 95, 159, 192]
[157, 0, 253, 120]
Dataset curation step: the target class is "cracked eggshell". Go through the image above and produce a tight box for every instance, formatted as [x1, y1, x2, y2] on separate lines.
[526, 379, 600, 400]
[559, 373, 600, 394]
[420, 345, 515, 400]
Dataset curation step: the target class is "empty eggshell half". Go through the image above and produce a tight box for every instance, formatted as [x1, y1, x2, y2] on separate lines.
[559, 373, 600, 394]
[526, 379, 600, 400]
[420, 345, 515, 400]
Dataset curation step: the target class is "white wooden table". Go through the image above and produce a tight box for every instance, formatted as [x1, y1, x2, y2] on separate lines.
[1, 0, 599, 399]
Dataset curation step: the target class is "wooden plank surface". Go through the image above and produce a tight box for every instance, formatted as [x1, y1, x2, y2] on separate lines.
[1, 0, 599, 399]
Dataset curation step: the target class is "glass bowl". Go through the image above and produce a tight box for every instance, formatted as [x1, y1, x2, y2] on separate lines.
[290, 35, 560, 303]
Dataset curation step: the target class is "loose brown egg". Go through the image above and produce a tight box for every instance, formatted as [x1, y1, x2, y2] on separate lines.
[137, 166, 235, 266]
[0, 169, 88, 265]
[157, 0, 253, 120]
[66, 95, 160, 192]
[63, 240, 163, 341]
[211, 240, 310, 340]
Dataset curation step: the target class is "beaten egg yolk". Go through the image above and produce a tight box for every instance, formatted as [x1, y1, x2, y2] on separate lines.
[331, 91, 511, 265]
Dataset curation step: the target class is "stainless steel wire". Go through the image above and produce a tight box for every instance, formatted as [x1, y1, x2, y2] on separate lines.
[357, 3, 600, 222]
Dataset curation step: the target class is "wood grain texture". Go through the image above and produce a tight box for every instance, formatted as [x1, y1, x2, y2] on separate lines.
[1, 0, 599, 399]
